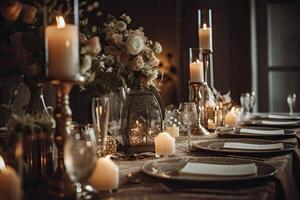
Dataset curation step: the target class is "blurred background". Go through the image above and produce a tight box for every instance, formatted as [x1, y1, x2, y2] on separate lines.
[98, 0, 300, 112]
[1, 0, 300, 124]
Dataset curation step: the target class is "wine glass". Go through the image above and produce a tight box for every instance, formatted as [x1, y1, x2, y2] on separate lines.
[287, 94, 296, 115]
[64, 124, 97, 199]
[92, 96, 110, 157]
[240, 93, 251, 118]
[249, 92, 256, 113]
[179, 102, 197, 152]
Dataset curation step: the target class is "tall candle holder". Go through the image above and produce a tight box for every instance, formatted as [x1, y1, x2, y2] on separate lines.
[44, 80, 74, 199]
[198, 8, 215, 89]
[43, 0, 80, 197]
[189, 48, 209, 135]
[190, 82, 209, 135]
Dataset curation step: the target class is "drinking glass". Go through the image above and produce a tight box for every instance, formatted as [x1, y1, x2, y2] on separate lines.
[92, 96, 109, 157]
[179, 102, 197, 151]
[249, 92, 256, 113]
[287, 94, 296, 115]
[64, 124, 97, 199]
[107, 88, 126, 145]
[240, 93, 251, 118]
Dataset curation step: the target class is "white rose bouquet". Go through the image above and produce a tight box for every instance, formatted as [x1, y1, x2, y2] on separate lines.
[80, 14, 163, 93]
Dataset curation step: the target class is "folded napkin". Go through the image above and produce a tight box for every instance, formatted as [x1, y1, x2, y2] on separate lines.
[240, 128, 284, 135]
[267, 114, 300, 120]
[223, 142, 284, 150]
[180, 162, 257, 176]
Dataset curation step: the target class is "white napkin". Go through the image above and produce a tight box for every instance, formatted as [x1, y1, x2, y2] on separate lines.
[0, 127, 7, 132]
[223, 142, 284, 150]
[240, 128, 284, 135]
[267, 114, 300, 120]
[180, 162, 257, 176]
[261, 120, 299, 125]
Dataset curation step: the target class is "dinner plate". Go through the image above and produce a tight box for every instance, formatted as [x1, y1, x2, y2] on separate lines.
[142, 156, 277, 183]
[217, 127, 296, 139]
[193, 138, 295, 154]
[251, 113, 300, 120]
[241, 119, 300, 128]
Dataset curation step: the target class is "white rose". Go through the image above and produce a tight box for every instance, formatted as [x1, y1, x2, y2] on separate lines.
[147, 56, 160, 67]
[114, 20, 127, 32]
[120, 14, 131, 24]
[126, 35, 144, 55]
[131, 55, 144, 71]
[143, 49, 160, 66]
[153, 41, 162, 54]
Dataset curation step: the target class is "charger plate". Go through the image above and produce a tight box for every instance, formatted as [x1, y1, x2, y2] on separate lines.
[251, 113, 300, 120]
[217, 127, 296, 139]
[142, 156, 276, 182]
[193, 138, 295, 154]
[242, 119, 300, 128]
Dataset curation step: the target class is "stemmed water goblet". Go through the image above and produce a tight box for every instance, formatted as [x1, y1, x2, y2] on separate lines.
[240, 93, 253, 119]
[179, 102, 197, 152]
[92, 96, 110, 157]
[249, 92, 256, 113]
[64, 124, 97, 199]
[287, 94, 296, 115]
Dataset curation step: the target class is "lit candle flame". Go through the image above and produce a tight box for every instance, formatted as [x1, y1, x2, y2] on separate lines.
[203, 23, 207, 30]
[56, 16, 65, 28]
[0, 155, 6, 171]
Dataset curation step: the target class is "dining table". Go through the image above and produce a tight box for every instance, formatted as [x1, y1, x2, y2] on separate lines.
[2, 118, 300, 200]
[89, 128, 300, 200]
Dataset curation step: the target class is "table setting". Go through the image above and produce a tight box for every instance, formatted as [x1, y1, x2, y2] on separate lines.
[0, 1, 299, 200]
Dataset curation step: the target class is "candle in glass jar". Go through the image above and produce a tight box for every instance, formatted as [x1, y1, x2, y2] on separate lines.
[154, 132, 176, 156]
[0, 156, 21, 200]
[165, 126, 179, 138]
[45, 16, 79, 79]
[189, 60, 204, 82]
[208, 119, 216, 130]
[88, 156, 119, 191]
[198, 23, 212, 50]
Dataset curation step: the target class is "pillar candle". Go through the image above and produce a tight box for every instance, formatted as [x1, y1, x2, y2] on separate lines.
[45, 16, 79, 79]
[198, 23, 212, 50]
[154, 132, 176, 156]
[88, 156, 119, 191]
[189, 61, 204, 82]
[165, 126, 179, 138]
[224, 109, 239, 126]
[0, 156, 21, 200]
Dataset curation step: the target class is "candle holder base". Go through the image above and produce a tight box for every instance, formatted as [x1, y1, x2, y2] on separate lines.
[43, 76, 84, 199]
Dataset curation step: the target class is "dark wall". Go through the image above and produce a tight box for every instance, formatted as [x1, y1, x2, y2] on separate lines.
[100, 0, 252, 105]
